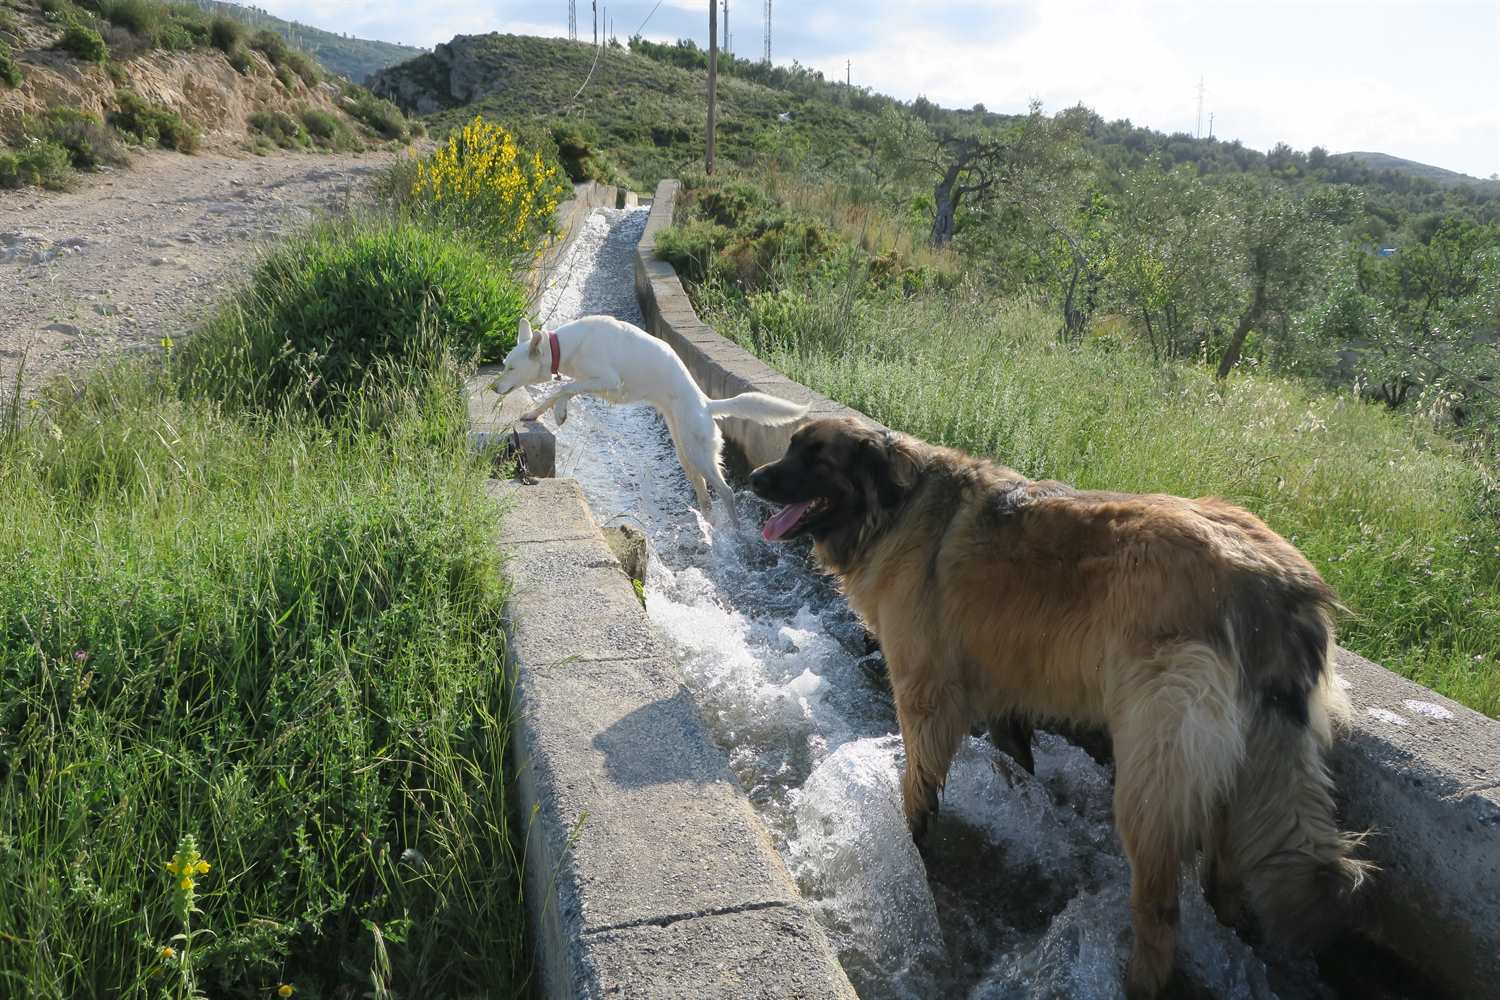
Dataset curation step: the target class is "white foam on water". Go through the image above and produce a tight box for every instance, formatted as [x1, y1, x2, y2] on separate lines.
[527, 207, 1343, 1000]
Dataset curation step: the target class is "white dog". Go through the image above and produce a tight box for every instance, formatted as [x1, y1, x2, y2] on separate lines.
[491, 315, 807, 518]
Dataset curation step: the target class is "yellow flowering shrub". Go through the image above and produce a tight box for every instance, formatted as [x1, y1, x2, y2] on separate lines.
[410, 116, 566, 261]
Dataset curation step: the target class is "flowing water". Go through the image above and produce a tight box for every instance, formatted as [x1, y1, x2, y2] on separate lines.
[521, 207, 1422, 1000]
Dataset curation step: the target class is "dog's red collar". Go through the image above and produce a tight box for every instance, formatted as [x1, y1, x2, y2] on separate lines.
[549, 330, 561, 377]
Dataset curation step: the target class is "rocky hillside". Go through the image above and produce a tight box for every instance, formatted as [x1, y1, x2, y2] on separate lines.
[369, 33, 883, 188]
[185, 0, 424, 83]
[1, 0, 413, 188]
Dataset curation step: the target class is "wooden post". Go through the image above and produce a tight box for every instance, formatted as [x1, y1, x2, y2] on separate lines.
[707, 0, 718, 175]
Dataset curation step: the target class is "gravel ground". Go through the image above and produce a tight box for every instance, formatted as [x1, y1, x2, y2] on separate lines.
[1, 147, 403, 394]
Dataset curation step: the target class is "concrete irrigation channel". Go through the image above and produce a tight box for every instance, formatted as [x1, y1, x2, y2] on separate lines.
[472, 182, 1500, 999]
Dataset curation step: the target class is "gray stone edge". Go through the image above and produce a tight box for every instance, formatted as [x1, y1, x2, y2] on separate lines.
[634, 178, 1500, 995]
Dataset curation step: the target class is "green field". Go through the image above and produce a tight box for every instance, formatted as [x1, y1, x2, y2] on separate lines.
[666, 174, 1500, 717]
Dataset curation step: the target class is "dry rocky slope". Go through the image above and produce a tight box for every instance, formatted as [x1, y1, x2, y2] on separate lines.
[2, 3, 368, 154]
[1, 146, 400, 390]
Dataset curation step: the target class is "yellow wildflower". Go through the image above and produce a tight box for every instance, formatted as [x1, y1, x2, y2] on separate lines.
[278, 985, 295, 998]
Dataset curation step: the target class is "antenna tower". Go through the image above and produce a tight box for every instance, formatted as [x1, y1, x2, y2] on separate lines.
[568, 0, 576, 40]
[1195, 76, 1205, 139]
[763, 0, 771, 63]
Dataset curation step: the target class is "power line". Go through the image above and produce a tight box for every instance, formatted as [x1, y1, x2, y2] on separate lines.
[633, 0, 665, 38]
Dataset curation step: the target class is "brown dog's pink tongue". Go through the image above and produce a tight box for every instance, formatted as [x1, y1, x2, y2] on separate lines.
[762, 500, 813, 542]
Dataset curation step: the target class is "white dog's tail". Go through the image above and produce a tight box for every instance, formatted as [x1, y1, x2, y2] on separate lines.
[706, 392, 808, 426]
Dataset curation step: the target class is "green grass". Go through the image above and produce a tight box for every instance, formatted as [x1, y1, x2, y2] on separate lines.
[673, 180, 1500, 717]
[0, 137, 74, 189]
[54, 21, 109, 63]
[0, 360, 527, 998]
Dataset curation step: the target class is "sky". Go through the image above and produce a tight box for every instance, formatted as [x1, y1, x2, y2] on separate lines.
[260, 0, 1500, 180]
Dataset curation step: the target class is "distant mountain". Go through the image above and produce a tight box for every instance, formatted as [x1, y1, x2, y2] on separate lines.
[1332, 151, 1500, 191]
[186, 1, 424, 82]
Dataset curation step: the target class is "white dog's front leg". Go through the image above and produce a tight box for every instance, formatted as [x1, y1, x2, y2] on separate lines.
[520, 376, 620, 423]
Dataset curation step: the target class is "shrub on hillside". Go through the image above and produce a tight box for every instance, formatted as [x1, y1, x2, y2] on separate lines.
[182, 219, 528, 412]
[0, 138, 74, 189]
[109, 88, 199, 152]
[0, 41, 21, 88]
[348, 91, 409, 140]
[225, 43, 252, 75]
[209, 12, 243, 52]
[300, 106, 357, 150]
[55, 22, 109, 63]
[549, 120, 624, 185]
[29, 106, 129, 169]
[248, 109, 308, 149]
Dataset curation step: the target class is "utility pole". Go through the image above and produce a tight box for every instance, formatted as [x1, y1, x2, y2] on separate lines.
[722, 0, 730, 58]
[568, 0, 576, 40]
[763, 0, 771, 64]
[707, 0, 718, 175]
[846, 59, 850, 86]
[592, 0, 598, 46]
[1195, 75, 1205, 139]
[1208, 112, 1215, 139]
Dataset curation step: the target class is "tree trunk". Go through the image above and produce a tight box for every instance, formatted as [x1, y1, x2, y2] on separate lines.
[706, 0, 717, 175]
[1216, 280, 1267, 379]
[930, 162, 964, 247]
[1061, 260, 1083, 339]
[1142, 309, 1159, 362]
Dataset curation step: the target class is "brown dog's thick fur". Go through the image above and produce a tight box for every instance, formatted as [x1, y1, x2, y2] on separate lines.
[750, 418, 1371, 998]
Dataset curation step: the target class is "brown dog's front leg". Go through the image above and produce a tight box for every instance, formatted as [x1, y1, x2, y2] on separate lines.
[895, 685, 965, 851]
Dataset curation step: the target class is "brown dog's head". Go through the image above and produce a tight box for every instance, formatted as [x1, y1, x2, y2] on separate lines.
[750, 418, 921, 551]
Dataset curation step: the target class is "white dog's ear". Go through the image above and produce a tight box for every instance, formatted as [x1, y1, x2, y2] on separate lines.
[522, 317, 542, 358]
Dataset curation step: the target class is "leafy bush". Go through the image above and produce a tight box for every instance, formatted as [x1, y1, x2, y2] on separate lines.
[300, 107, 358, 151]
[109, 88, 199, 152]
[348, 90, 409, 140]
[28, 106, 129, 169]
[0, 41, 21, 88]
[55, 22, 109, 63]
[226, 43, 253, 75]
[549, 120, 622, 184]
[209, 12, 243, 52]
[248, 109, 308, 149]
[404, 116, 566, 262]
[1, 138, 74, 189]
[655, 219, 732, 284]
[181, 219, 528, 412]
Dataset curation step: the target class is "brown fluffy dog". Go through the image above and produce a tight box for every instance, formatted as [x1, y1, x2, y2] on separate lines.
[750, 417, 1370, 998]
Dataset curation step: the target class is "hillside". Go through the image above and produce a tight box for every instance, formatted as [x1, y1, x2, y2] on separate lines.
[2, 0, 415, 191]
[1332, 150, 1500, 191]
[370, 33, 886, 188]
[186, 1, 423, 82]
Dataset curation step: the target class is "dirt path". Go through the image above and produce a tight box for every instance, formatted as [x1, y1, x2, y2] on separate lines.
[1, 147, 404, 392]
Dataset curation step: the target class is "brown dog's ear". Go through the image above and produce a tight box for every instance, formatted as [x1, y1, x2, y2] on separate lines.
[860, 430, 920, 509]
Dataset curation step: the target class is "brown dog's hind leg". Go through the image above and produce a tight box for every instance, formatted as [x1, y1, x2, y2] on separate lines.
[895, 684, 966, 848]
[1200, 800, 1246, 930]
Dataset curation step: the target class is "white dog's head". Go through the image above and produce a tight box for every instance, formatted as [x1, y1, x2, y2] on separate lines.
[491, 317, 551, 397]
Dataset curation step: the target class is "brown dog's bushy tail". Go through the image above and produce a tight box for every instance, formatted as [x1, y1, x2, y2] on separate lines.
[1224, 606, 1374, 947]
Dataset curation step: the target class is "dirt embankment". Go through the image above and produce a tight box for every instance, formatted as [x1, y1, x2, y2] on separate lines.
[1, 146, 403, 391]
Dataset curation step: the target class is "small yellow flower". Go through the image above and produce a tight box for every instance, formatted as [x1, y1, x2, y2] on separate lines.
[277, 985, 295, 998]
[195, 860, 211, 874]
[180, 876, 194, 891]
[160, 946, 175, 959]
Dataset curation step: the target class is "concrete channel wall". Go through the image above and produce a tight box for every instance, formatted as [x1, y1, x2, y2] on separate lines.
[633, 178, 1500, 996]
[491, 478, 857, 999]
[487, 177, 855, 998]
